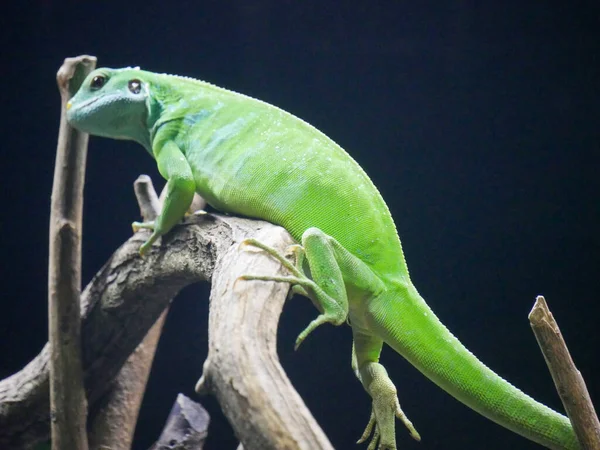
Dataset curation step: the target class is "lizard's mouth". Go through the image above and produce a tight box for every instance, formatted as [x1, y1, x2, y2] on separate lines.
[74, 96, 101, 110]
[67, 94, 117, 125]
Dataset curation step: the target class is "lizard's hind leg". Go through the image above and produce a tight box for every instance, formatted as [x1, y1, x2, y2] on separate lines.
[352, 331, 421, 450]
[241, 227, 350, 349]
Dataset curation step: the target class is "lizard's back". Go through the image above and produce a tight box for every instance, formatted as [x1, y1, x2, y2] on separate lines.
[163, 80, 407, 280]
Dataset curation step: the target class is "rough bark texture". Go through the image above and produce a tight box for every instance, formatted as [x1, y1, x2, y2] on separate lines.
[87, 178, 208, 449]
[49, 55, 97, 450]
[0, 213, 332, 450]
[529, 296, 600, 449]
[1, 214, 218, 449]
[196, 226, 335, 450]
[88, 311, 167, 450]
[88, 176, 167, 450]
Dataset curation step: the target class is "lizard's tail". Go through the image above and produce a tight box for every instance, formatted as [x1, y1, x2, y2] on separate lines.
[371, 282, 580, 450]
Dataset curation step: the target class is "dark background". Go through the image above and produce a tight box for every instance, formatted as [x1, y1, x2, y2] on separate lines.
[1, 1, 599, 449]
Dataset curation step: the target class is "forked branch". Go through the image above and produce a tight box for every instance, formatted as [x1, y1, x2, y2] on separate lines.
[0, 207, 332, 450]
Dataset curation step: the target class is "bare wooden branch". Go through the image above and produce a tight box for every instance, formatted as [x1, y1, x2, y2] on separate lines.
[1, 214, 216, 449]
[149, 394, 210, 450]
[49, 55, 97, 450]
[0, 213, 330, 450]
[529, 295, 600, 449]
[89, 178, 207, 450]
[88, 312, 167, 450]
[135, 174, 164, 219]
[89, 175, 208, 449]
[196, 227, 334, 450]
[88, 176, 168, 450]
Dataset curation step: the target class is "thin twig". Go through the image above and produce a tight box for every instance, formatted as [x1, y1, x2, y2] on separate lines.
[136, 174, 163, 219]
[529, 295, 600, 449]
[49, 55, 96, 450]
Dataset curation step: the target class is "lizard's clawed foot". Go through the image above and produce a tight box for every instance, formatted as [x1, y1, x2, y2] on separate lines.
[132, 221, 159, 257]
[132, 220, 155, 233]
[357, 363, 420, 449]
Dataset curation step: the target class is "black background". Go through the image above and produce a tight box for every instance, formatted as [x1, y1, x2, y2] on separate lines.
[1, 1, 599, 449]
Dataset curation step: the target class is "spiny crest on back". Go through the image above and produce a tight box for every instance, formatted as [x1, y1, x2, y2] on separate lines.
[156, 70, 225, 92]
[134, 68, 276, 108]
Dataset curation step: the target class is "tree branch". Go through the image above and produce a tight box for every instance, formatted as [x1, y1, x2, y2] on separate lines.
[529, 295, 600, 449]
[87, 178, 209, 449]
[88, 176, 167, 450]
[49, 55, 96, 450]
[196, 226, 334, 450]
[0, 208, 331, 449]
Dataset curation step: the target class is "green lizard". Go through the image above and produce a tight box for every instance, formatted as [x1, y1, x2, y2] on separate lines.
[66, 67, 579, 450]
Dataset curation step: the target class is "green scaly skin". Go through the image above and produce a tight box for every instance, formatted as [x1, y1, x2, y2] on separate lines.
[66, 67, 579, 450]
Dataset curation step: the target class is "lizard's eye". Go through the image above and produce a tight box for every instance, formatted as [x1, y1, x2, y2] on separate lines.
[90, 75, 106, 90]
[128, 79, 142, 94]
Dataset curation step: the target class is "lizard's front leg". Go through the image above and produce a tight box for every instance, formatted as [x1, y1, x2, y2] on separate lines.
[132, 140, 195, 256]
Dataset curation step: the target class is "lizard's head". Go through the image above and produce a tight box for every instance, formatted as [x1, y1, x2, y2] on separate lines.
[66, 67, 152, 141]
